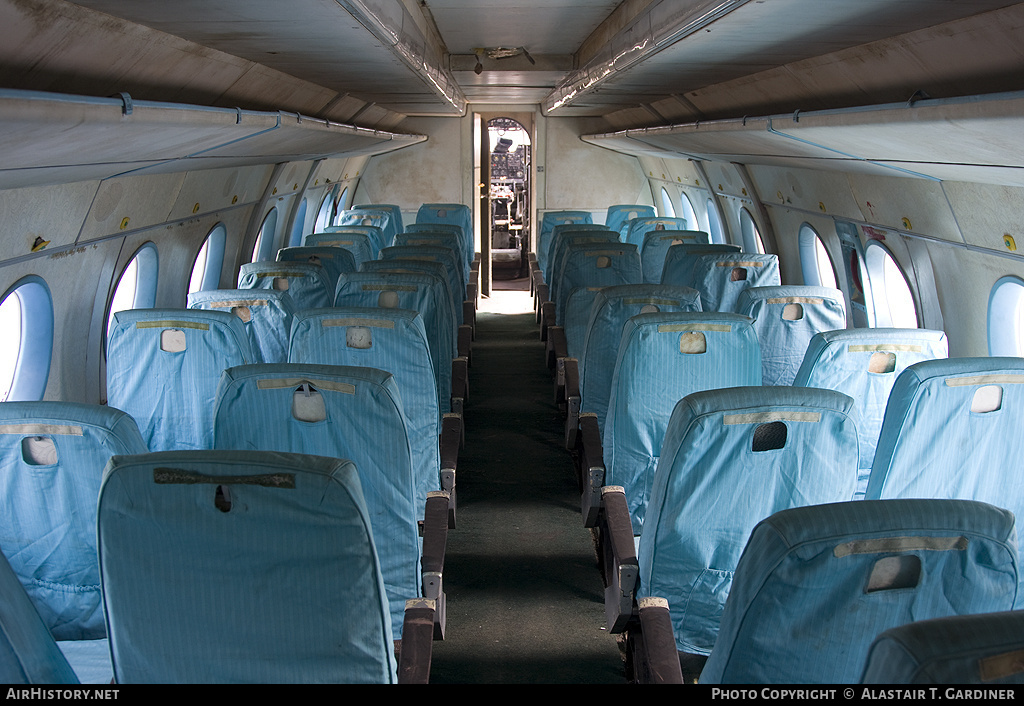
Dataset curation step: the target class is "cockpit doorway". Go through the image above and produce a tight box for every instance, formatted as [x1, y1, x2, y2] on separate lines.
[487, 117, 531, 281]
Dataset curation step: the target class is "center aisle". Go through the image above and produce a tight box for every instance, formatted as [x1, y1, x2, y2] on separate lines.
[428, 285, 626, 684]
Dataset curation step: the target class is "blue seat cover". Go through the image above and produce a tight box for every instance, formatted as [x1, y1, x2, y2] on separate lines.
[306, 231, 376, 268]
[701, 499, 1019, 684]
[638, 386, 859, 655]
[623, 217, 689, 248]
[236, 261, 333, 311]
[659, 243, 741, 288]
[187, 288, 296, 365]
[640, 229, 709, 283]
[98, 450, 397, 683]
[690, 252, 781, 312]
[276, 245, 357, 291]
[536, 210, 594, 275]
[604, 204, 656, 240]
[793, 327, 948, 497]
[213, 364, 421, 638]
[736, 285, 847, 386]
[579, 284, 702, 434]
[106, 309, 255, 451]
[603, 312, 762, 532]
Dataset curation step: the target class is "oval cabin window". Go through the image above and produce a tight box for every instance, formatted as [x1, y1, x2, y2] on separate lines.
[0, 277, 54, 402]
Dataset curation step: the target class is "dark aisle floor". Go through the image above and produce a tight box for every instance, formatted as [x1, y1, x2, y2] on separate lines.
[427, 289, 626, 684]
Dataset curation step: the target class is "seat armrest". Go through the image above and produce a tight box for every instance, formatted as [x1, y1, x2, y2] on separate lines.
[601, 486, 638, 633]
[440, 413, 461, 528]
[578, 413, 605, 526]
[535, 283, 549, 325]
[563, 357, 580, 449]
[398, 598, 435, 684]
[421, 491, 449, 640]
[458, 324, 473, 362]
[451, 357, 468, 447]
[627, 598, 685, 684]
[548, 325, 567, 372]
[462, 301, 476, 339]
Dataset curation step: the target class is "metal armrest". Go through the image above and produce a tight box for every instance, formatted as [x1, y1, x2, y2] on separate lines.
[578, 413, 606, 526]
[398, 598, 435, 684]
[421, 491, 449, 640]
[563, 357, 580, 450]
[440, 413, 461, 528]
[601, 486, 638, 633]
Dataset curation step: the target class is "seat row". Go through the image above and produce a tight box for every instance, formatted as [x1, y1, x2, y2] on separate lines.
[533, 208, 1024, 684]
[1, 202, 478, 683]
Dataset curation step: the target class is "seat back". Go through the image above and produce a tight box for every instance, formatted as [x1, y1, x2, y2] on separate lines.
[701, 499, 1019, 684]
[638, 387, 859, 656]
[98, 450, 397, 683]
[554, 242, 641, 326]
[604, 312, 762, 532]
[336, 208, 396, 248]
[276, 245, 357, 291]
[546, 229, 620, 297]
[861, 611, 1024, 684]
[690, 252, 781, 312]
[604, 204, 656, 240]
[355, 203, 405, 240]
[187, 288, 296, 364]
[793, 327, 948, 496]
[334, 272, 455, 408]
[381, 244, 465, 323]
[0, 402, 147, 640]
[213, 364, 421, 637]
[623, 217, 689, 248]
[536, 210, 594, 275]
[640, 229, 709, 283]
[0, 549, 78, 684]
[579, 284, 702, 433]
[236, 261, 333, 311]
[288, 307, 442, 488]
[659, 243, 741, 288]
[106, 308, 255, 451]
[735, 285, 847, 386]
[416, 203, 473, 266]
[867, 358, 1024, 599]
[306, 231, 375, 267]
[395, 231, 468, 282]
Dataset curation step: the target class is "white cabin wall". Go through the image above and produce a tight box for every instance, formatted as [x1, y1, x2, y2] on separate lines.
[536, 115, 649, 224]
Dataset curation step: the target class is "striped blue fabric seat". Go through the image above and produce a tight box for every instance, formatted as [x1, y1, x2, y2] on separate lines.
[106, 309, 255, 451]
[0, 549, 78, 684]
[395, 231, 469, 282]
[98, 450, 398, 683]
[793, 328, 948, 498]
[603, 312, 762, 533]
[545, 229, 620, 304]
[866, 357, 1024, 602]
[306, 231, 376, 267]
[213, 364, 421, 638]
[0, 402, 147, 642]
[334, 272, 455, 410]
[638, 387, 859, 656]
[287, 308, 442, 502]
[640, 229, 709, 283]
[690, 252, 781, 312]
[187, 288, 296, 364]
[355, 203, 405, 241]
[381, 245, 465, 325]
[861, 611, 1024, 684]
[554, 242, 641, 326]
[337, 208, 397, 248]
[236, 261, 333, 311]
[735, 285, 847, 386]
[623, 217, 689, 248]
[276, 245, 357, 291]
[659, 243, 741, 288]
[536, 210, 594, 276]
[579, 284, 702, 434]
[604, 204, 656, 240]
[359, 258, 459, 339]
[415, 203, 473, 267]
[701, 499, 1019, 684]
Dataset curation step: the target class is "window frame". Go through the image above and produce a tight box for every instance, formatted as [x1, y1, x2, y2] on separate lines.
[0, 276, 54, 402]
